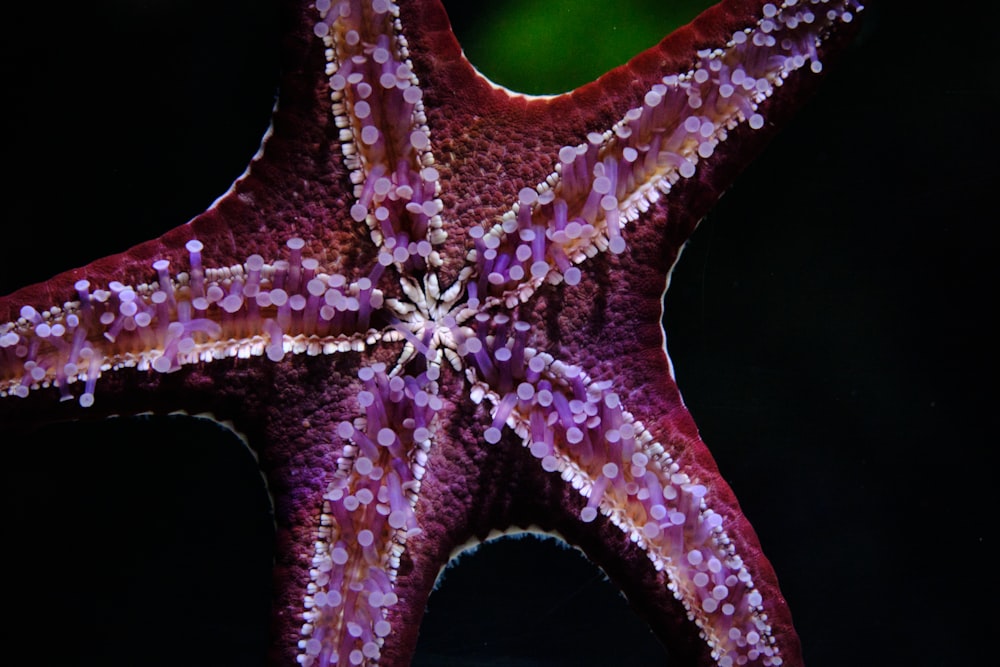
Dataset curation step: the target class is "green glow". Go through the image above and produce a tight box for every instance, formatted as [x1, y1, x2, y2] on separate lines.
[445, 0, 711, 95]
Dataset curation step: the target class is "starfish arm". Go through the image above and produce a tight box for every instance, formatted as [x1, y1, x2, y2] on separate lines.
[0, 233, 397, 410]
[315, 0, 447, 273]
[457, 291, 800, 665]
[479, 5, 860, 302]
[404, 0, 864, 301]
[296, 362, 441, 666]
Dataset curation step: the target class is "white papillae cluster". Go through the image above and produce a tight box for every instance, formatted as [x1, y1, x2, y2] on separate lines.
[0, 1, 863, 666]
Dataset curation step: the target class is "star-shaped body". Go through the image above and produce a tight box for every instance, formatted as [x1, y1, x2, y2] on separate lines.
[0, 2, 864, 665]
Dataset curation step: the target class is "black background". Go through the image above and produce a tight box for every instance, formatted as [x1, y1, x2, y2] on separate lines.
[1, 1, 994, 665]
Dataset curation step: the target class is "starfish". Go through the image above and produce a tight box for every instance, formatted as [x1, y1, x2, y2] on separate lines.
[0, 1, 865, 665]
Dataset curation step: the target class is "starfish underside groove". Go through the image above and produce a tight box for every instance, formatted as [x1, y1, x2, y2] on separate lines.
[0, 1, 864, 665]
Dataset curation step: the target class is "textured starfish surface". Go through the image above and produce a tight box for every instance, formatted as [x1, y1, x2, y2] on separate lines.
[0, 1, 865, 665]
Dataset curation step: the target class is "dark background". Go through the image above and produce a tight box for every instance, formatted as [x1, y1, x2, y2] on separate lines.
[1, 1, 994, 665]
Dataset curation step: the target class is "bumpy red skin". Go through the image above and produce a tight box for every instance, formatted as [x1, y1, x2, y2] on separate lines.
[0, 1, 863, 665]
